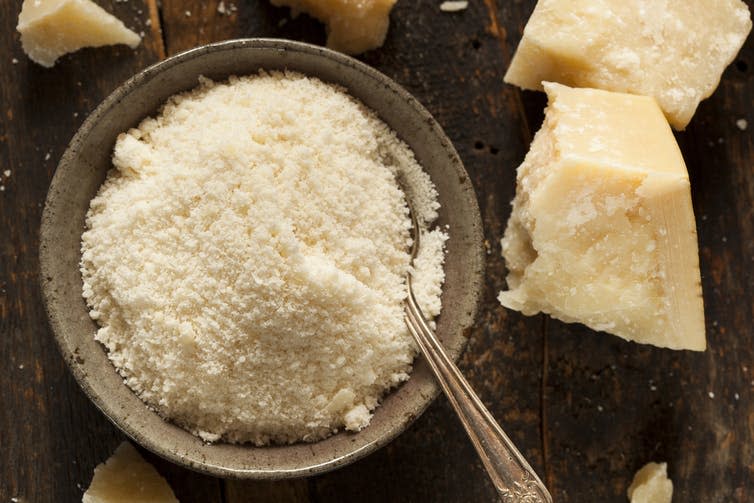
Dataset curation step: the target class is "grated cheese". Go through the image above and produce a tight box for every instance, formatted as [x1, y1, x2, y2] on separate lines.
[81, 71, 447, 445]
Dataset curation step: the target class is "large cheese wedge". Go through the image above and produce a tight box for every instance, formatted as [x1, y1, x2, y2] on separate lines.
[504, 0, 752, 130]
[82, 442, 178, 503]
[17, 0, 141, 68]
[499, 83, 705, 351]
[269, 0, 397, 54]
[628, 462, 673, 503]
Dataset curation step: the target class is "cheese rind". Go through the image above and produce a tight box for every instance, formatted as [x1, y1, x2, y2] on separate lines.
[269, 0, 397, 54]
[504, 0, 752, 129]
[82, 442, 178, 503]
[499, 83, 705, 351]
[17, 0, 141, 68]
[628, 462, 673, 503]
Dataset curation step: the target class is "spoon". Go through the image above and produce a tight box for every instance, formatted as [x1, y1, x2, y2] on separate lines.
[403, 201, 553, 503]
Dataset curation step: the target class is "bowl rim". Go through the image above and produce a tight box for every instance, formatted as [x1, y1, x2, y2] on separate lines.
[39, 38, 485, 479]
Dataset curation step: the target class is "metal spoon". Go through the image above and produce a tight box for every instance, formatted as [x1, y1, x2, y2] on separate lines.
[403, 201, 553, 503]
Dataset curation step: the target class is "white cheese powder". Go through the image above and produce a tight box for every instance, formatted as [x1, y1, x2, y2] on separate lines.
[81, 71, 448, 445]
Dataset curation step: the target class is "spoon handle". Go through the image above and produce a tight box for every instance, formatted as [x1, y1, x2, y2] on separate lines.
[405, 283, 552, 503]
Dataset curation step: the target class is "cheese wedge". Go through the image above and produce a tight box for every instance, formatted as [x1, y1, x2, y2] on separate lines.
[82, 442, 178, 503]
[628, 462, 673, 503]
[17, 0, 141, 68]
[499, 83, 705, 351]
[504, 0, 752, 130]
[270, 0, 397, 54]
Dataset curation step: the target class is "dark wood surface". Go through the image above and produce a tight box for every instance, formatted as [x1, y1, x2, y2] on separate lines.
[1, 1, 752, 501]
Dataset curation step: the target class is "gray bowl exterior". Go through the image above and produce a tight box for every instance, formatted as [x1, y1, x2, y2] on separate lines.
[39, 39, 484, 479]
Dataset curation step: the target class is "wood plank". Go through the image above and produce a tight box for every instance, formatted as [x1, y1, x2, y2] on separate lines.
[499, 2, 754, 501]
[0, 1, 218, 502]
[224, 480, 310, 503]
[159, 0, 327, 56]
[306, 0, 546, 500]
[156, 1, 547, 501]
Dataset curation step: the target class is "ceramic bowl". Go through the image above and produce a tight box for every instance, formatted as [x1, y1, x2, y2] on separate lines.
[40, 39, 484, 478]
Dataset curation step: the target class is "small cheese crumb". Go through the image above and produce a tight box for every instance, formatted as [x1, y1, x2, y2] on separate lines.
[44, 152, 51, 161]
[198, 430, 221, 443]
[344, 404, 372, 431]
[82, 442, 178, 503]
[627, 462, 673, 503]
[0, 186, 5, 192]
[440, 1, 468, 12]
[185, 10, 191, 16]
[736, 118, 748, 130]
[3, 170, 10, 177]
[12, 58, 18, 64]
[217, 1, 227, 14]
[708, 391, 715, 398]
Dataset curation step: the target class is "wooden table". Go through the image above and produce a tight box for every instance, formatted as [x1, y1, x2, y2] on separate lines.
[2, 1, 752, 501]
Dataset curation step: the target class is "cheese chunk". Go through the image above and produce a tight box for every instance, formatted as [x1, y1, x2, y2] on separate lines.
[628, 462, 673, 503]
[82, 442, 178, 503]
[270, 0, 397, 54]
[499, 83, 705, 351]
[17, 0, 141, 68]
[504, 0, 752, 130]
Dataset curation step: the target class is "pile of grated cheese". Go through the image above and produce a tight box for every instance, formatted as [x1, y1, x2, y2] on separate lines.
[81, 71, 448, 445]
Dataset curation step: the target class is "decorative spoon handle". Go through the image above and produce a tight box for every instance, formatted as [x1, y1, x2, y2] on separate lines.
[405, 280, 552, 503]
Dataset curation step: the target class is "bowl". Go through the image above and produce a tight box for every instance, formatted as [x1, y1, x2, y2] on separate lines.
[40, 39, 484, 478]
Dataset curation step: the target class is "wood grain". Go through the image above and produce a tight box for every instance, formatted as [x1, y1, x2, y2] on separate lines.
[1, 0, 753, 501]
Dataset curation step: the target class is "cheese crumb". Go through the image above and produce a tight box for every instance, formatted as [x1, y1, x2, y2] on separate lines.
[627, 462, 673, 503]
[82, 442, 178, 503]
[81, 71, 447, 445]
[3, 170, 10, 177]
[736, 118, 748, 130]
[440, 1, 468, 12]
